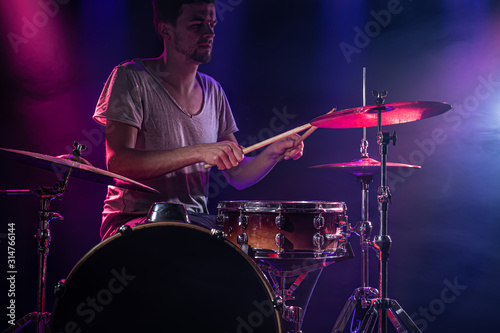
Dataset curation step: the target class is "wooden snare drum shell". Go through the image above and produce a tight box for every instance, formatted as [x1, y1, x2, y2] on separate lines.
[218, 201, 347, 253]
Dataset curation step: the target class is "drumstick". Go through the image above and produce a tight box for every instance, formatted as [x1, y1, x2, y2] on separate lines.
[203, 123, 312, 169]
[277, 107, 336, 161]
[241, 122, 312, 155]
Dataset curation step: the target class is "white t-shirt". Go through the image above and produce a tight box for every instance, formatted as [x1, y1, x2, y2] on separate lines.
[93, 59, 238, 239]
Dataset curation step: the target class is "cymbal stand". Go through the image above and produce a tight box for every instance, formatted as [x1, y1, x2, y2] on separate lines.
[331, 139, 379, 333]
[360, 91, 421, 333]
[2, 143, 84, 333]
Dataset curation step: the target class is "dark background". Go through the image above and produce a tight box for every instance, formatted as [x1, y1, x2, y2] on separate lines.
[1, 0, 499, 332]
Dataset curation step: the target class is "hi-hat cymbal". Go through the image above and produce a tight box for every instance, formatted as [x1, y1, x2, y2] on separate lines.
[311, 101, 452, 129]
[310, 157, 421, 176]
[0, 148, 159, 193]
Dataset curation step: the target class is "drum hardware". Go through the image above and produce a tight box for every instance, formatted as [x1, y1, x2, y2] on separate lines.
[238, 212, 249, 228]
[118, 224, 133, 236]
[210, 228, 225, 240]
[312, 233, 325, 249]
[275, 212, 285, 229]
[310, 92, 450, 333]
[0, 143, 160, 333]
[260, 265, 309, 333]
[275, 233, 286, 251]
[283, 306, 305, 332]
[238, 232, 249, 245]
[313, 214, 325, 229]
[146, 202, 189, 223]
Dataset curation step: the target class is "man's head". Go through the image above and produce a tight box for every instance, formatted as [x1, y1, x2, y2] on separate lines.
[152, 0, 216, 36]
[152, 0, 217, 64]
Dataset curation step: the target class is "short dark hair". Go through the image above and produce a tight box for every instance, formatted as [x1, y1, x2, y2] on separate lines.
[152, 0, 216, 35]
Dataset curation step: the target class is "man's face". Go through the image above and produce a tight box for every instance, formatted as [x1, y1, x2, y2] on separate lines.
[170, 3, 217, 64]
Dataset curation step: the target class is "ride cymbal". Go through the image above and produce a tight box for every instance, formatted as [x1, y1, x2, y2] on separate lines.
[310, 101, 451, 129]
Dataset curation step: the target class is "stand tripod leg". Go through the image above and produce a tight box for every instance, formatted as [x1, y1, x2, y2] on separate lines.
[352, 298, 421, 333]
[2, 313, 49, 333]
[358, 303, 378, 333]
[2, 313, 37, 333]
[331, 287, 379, 333]
[386, 300, 421, 333]
[331, 296, 357, 332]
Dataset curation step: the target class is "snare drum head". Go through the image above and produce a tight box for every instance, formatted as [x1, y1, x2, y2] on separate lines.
[49, 222, 282, 333]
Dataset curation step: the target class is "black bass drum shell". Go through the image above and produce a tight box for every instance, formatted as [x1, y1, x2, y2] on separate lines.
[49, 222, 282, 333]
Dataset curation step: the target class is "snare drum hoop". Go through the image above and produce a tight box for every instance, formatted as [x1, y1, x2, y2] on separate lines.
[217, 200, 347, 214]
[49, 222, 282, 333]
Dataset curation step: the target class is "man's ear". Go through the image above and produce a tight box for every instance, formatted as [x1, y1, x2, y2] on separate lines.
[158, 22, 171, 40]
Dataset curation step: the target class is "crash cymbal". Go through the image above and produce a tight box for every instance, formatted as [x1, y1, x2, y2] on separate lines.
[310, 101, 452, 129]
[0, 148, 159, 193]
[310, 157, 421, 176]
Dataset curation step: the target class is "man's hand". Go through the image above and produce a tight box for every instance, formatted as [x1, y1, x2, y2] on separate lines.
[201, 140, 244, 170]
[265, 134, 304, 161]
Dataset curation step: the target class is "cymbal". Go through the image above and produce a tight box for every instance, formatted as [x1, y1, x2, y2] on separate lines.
[0, 148, 159, 193]
[310, 101, 452, 129]
[310, 157, 421, 176]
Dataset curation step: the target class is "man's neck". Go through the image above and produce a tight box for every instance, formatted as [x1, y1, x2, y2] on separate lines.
[156, 51, 200, 94]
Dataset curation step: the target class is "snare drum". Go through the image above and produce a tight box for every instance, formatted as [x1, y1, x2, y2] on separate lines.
[50, 222, 282, 333]
[217, 201, 352, 272]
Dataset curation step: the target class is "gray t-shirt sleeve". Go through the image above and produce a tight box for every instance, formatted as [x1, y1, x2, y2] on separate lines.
[213, 80, 238, 139]
[93, 65, 144, 129]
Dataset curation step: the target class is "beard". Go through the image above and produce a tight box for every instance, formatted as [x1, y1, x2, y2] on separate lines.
[173, 31, 212, 64]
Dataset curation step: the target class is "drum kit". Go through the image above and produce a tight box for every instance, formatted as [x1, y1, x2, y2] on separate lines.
[1, 91, 451, 333]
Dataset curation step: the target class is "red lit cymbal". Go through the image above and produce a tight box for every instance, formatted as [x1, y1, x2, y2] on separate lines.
[310, 157, 421, 176]
[310, 101, 451, 129]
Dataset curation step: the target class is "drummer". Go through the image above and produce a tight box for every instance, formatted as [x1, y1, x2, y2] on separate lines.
[92, 0, 304, 240]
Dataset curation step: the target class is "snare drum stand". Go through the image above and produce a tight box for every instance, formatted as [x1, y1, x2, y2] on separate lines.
[331, 137, 379, 332]
[260, 264, 308, 333]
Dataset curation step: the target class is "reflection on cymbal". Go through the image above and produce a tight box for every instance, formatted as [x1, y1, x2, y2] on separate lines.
[0, 148, 159, 193]
[310, 157, 421, 176]
[310, 101, 452, 129]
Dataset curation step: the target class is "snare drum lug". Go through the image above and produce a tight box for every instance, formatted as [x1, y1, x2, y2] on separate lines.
[313, 233, 325, 248]
[313, 214, 325, 229]
[275, 233, 286, 248]
[238, 214, 248, 229]
[237, 232, 248, 245]
[275, 214, 285, 229]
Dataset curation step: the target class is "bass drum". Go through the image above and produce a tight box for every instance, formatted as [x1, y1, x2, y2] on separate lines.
[49, 222, 282, 333]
